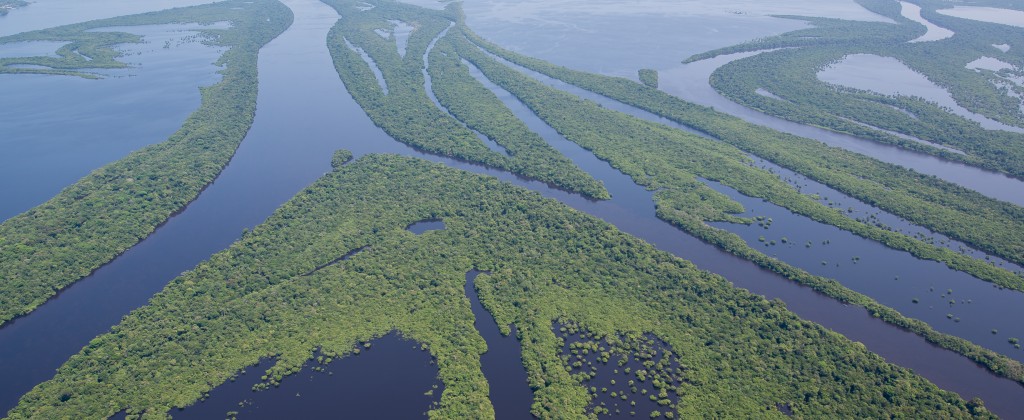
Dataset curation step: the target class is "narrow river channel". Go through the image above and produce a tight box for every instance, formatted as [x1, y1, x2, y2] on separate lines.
[2, 0, 1023, 417]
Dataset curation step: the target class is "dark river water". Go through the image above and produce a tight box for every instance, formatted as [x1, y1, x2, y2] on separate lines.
[170, 333, 442, 419]
[465, 270, 534, 419]
[2, 0, 1024, 417]
[467, 48, 1024, 363]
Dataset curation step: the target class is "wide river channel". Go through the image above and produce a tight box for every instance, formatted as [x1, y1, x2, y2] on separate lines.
[1, 0, 1023, 417]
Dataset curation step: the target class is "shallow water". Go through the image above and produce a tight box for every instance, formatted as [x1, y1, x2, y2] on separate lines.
[461, 52, 1024, 416]
[818, 53, 1024, 133]
[477, 44, 1022, 279]
[421, 24, 510, 155]
[389, 19, 414, 58]
[407, 219, 446, 234]
[0, 24, 226, 221]
[704, 179, 1024, 362]
[468, 37, 1024, 364]
[659, 50, 1024, 206]
[967, 56, 1015, 72]
[747, 157, 1024, 275]
[476, 48, 1020, 274]
[557, 327, 687, 417]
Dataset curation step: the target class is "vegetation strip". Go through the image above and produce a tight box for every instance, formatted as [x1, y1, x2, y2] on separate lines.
[0, 0, 292, 327]
[323, 0, 608, 199]
[695, 0, 1024, 180]
[7, 153, 991, 418]
[453, 26, 1024, 384]
[461, 21, 1024, 274]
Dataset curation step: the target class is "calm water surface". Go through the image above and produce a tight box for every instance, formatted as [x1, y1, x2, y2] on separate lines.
[659, 50, 1024, 206]
[465, 270, 533, 419]
[3, 0, 1024, 417]
[0, 0, 221, 37]
[899, 1, 954, 42]
[478, 47, 1022, 274]
[937, 6, 1024, 29]
[0, 24, 226, 221]
[173, 334, 442, 419]
[462, 49, 1024, 416]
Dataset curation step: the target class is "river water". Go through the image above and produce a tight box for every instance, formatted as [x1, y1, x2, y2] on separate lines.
[2, 0, 1024, 417]
[659, 50, 1024, 207]
[466, 44, 1024, 362]
[0, 24, 226, 221]
[0, 0, 222, 37]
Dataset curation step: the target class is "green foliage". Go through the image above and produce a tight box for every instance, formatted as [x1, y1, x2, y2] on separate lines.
[321, 0, 608, 199]
[332, 149, 355, 168]
[7, 155, 988, 419]
[0, 0, 292, 326]
[455, 26, 1024, 383]
[426, 36, 609, 198]
[638, 69, 658, 89]
[698, 8, 1024, 179]
[461, 24, 1024, 274]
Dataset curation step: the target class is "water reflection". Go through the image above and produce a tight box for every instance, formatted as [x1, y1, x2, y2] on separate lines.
[174, 334, 442, 419]
[465, 271, 533, 418]
[407, 219, 446, 234]
[704, 179, 1024, 362]
[4, 0, 1024, 416]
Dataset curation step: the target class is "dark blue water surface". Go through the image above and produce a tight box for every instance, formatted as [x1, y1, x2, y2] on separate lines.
[474, 45, 1024, 362]
[465, 270, 534, 419]
[2, 0, 1024, 418]
[173, 334, 442, 419]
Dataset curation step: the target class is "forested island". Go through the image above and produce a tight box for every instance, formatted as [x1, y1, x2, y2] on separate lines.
[0, 0, 290, 326]
[6, 154, 990, 418]
[1, 0, 1023, 418]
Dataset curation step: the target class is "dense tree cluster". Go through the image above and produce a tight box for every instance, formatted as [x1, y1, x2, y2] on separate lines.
[696, 0, 1024, 179]
[7, 154, 989, 418]
[0, 0, 292, 326]
[322, 0, 608, 199]
[461, 22, 1024, 274]
[456, 22, 1024, 382]
[638, 69, 658, 89]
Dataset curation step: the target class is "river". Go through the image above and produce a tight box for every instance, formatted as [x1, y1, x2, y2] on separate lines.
[2, 0, 1023, 417]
